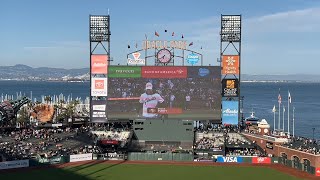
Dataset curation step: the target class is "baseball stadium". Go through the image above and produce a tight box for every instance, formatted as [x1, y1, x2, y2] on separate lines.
[0, 14, 319, 180]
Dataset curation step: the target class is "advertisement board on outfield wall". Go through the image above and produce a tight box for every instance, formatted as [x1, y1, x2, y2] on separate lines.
[108, 66, 141, 78]
[91, 55, 108, 74]
[0, 160, 29, 170]
[91, 78, 108, 96]
[38, 156, 63, 164]
[91, 100, 107, 123]
[70, 153, 93, 162]
[216, 156, 243, 163]
[316, 167, 320, 176]
[252, 157, 271, 164]
[222, 55, 239, 75]
[222, 101, 239, 125]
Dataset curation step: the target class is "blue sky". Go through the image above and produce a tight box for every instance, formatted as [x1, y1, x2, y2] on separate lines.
[0, 0, 320, 75]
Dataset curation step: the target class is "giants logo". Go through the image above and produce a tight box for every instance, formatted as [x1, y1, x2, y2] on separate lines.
[144, 96, 157, 103]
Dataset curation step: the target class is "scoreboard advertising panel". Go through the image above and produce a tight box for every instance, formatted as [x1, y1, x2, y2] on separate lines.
[91, 100, 108, 123]
[91, 55, 108, 74]
[107, 66, 221, 120]
[222, 55, 239, 75]
[222, 101, 239, 125]
[222, 79, 238, 97]
[91, 77, 108, 96]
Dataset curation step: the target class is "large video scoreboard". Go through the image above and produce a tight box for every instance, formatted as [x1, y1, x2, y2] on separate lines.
[104, 66, 221, 121]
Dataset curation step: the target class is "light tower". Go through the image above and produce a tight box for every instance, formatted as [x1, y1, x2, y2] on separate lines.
[220, 15, 242, 126]
[89, 15, 111, 123]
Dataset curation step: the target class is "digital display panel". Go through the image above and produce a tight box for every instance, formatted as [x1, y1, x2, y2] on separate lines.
[222, 100, 239, 125]
[107, 66, 221, 120]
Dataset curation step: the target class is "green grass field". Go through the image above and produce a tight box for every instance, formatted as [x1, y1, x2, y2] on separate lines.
[0, 163, 302, 180]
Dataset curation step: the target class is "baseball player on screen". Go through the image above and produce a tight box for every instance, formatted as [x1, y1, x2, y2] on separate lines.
[139, 82, 164, 118]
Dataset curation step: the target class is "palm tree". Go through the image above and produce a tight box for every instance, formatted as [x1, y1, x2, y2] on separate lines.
[55, 100, 66, 122]
[44, 96, 51, 104]
[65, 100, 80, 119]
[17, 106, 29, 127]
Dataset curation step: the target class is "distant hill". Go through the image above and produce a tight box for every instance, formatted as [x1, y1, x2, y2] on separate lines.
[241, 74, 320, 82]
[0, 64, 89, 81]
[0, 64, 319, 82]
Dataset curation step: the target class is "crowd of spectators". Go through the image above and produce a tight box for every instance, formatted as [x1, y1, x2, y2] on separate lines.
[281, 136, 320, 155]
[195, 124, 240, 133]
[194, 133, 224, 150]
[226, 149, 262, 156]
[91, 129, 131, 148]
[225, 133, 251, 145]
[194, 124, 264, 157]
[0, 126, 102, 162]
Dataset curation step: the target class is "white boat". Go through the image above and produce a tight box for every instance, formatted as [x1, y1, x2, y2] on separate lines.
[245, 111, 260, 125]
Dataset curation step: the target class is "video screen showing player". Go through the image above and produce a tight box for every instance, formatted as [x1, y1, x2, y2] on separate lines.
[107, 78, 221, 120]
[139, 82, 164, 118]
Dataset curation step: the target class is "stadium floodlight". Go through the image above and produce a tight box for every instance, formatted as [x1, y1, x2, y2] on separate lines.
[90, 15, 110, 42]
[221, 15, 241, 42]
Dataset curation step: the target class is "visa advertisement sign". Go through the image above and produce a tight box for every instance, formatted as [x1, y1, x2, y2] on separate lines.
[222, 101, 239, 125]
[217, 156, 243, 163]
[186, 53, 200, 65]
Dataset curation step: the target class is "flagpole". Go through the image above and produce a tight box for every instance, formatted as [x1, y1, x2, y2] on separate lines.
[278, 99, 281, 131]
[282, 105, 285, 131]
[288, 91, 290, 135]
[145, 34, 147, 66]
[293, 107, 295, 137]
[273, 105, 276, 131]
